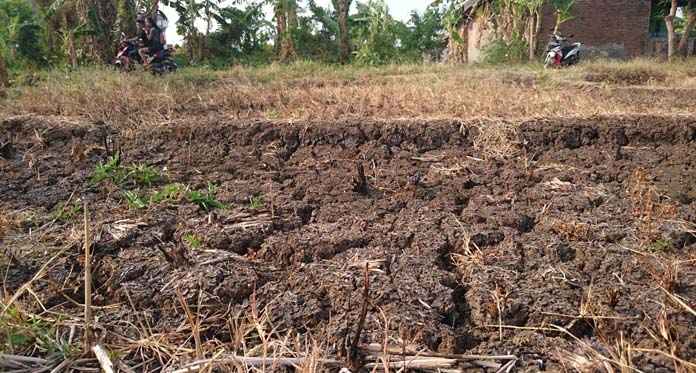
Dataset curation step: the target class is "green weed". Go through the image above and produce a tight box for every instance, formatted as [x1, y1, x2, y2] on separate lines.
[184, 234, 203, 248]
[128, 163, 161, 188]
[1, 307, 79, 357]
[51, 202, 80, 222]
[91, 151, 126, 185]
[91, 153, 162, 188]
[185, 183, 229, 212]
[150, 183, 185, 203]
[648, 237, 670, 253]
[123, 190, 150, 210]
[249, 195, 264, 209]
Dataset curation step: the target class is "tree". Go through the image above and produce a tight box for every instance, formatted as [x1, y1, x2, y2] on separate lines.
[207, 4, 271, 59]
[665, 0, 678, 60]
[116, 0, 138, 39]
[549, 0, 574, 33]
[677, 0, 696, 56]
[335, 0, 351, 63]
[399, 7, 446, 62]
[0, 41, 9, 87]
[274, 0, 297, 62]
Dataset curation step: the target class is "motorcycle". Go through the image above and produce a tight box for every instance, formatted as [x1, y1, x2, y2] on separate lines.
[544, 33, 581, 68]
[114, 39, 142, 71]
[114, 32, 177, 75]
[148, 48, 177, 75]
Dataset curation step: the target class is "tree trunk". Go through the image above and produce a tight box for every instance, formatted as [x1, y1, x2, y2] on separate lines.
[337, 0, 351, 63]
[62, 13, 78, 68]
[280, 0, 297, 62]
[665, 0, 678, 61]
[198, 33, 205, 61]
[0, 45, 9, 87]
[275, 1, 286, 56]
[677, 0, 696, 56]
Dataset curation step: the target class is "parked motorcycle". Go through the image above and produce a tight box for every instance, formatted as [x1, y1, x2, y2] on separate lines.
[544, 33, 581, 68]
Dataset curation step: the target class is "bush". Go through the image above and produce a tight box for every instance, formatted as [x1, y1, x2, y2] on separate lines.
[482, 36, 529, 65]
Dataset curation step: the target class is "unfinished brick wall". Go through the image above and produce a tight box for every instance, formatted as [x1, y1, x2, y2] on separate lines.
[539, 0, 652, 57]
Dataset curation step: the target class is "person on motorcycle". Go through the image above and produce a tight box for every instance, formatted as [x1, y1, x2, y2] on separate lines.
[125, 19, 147, 65]
[138, 16, 164, 68]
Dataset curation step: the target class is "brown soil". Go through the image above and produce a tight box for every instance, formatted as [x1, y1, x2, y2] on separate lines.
[1, 115, 695, 372]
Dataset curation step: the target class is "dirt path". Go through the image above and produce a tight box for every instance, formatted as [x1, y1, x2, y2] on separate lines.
[1, 115, 695, 372]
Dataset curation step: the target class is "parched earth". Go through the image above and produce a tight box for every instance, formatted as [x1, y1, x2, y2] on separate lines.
[1, 114, 695, 372]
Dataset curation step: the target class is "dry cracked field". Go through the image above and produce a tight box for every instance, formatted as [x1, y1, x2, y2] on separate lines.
[1, 63, 696, 372]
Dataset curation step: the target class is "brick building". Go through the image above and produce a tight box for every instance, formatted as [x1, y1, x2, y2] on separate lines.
[456, 0, 694, 62]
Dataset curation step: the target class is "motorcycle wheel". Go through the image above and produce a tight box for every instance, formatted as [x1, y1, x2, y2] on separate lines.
[164, 59, 177, 72]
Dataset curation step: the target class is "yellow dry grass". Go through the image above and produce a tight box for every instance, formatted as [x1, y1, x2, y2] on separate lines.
[2, 59, 696, 128]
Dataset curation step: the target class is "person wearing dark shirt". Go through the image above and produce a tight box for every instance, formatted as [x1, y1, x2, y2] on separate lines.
[138, 16, 164, 67]
[126, 19, 146, 64]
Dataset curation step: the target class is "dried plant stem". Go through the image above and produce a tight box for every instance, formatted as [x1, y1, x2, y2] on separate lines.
[83, 202, 92, 350]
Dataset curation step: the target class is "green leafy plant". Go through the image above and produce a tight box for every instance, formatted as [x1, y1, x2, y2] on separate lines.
[51, 202, 80, 222]
[123, 190, 150, 210]
[648, 237, 670, 253]
[128, 163, 161, 188]
[249, 195, 264, 209]
[1, 307, 79, 357]
[184, 233, 203, 248]
[91, 151, 126, 185]
[92, 153, 163, 188]
[151, 183, 185, 203]
[185, 183, 229, 212]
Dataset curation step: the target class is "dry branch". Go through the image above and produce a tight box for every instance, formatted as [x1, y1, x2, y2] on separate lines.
[168, 356, 342, 373]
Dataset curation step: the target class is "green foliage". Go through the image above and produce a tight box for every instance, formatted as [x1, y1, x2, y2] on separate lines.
[1, 307, 80, 357]
[123, 190, 150, 210]
[352, 0, 399, 65]
[121, 182, 228, 212]
[184, 233, 203, 248]
[91, 151, 127, 185]
[482, 35, 529, 64]
[150, 182, 185, 202]
[185, 182, 229, 212]
[128, 163, 161, 188]
[399, 7, 446, 62]
[51, 201, 81, 222]
[116, 0, 138, 38]
[649, 237, 670, 253]
[205, 4, 273, 61]
[249, 195, 264, 209]
[91, 153, 162, 188]
[0, 0, 47, 69]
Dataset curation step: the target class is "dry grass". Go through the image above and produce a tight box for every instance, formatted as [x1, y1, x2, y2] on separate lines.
[2, 59, 696, 128]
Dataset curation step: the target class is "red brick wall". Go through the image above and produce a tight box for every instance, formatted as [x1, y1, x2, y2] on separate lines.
[539, 0, 652, 57]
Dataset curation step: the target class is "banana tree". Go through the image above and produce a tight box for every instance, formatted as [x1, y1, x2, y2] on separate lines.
[0, 39, 9, 87]
[334, 0, 351, 63]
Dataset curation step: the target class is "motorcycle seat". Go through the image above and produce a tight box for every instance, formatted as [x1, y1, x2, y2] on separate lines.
[560, 45, 576, 55]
